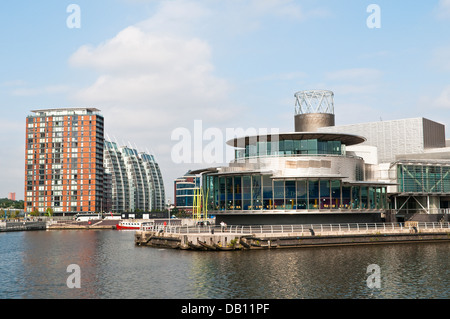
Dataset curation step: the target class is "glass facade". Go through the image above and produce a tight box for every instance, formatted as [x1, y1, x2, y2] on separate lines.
[175, 175, 200, 211]
[104, 141, 166, 212]
[203, 174, 387, 212]
[398, 164, 450, 193]
[235, 139, 343, 159]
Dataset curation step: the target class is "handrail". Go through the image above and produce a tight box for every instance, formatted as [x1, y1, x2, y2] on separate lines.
[140, 222, 450, 234]
[392, 208, 450, 215]
[231, 153, 362, 163]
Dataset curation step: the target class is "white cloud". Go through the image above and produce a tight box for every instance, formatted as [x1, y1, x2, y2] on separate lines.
[69, 29, 235, 131]
[11, 85, 70, 96]
[250, 0, 304, 19]
[436, 0, 450, 19]
[325, 68, 382, 82]
[433, 85, 450, 108]
[1, 80, 27, 87]
[69, 2, 236, 129]
[249, 0, 329, 20]
[137, 0, 211, 35]
[324, 68, 383, 96]
[334, 102, 383, 125]
[431, 46, 450, 72]
[416, 86, 450, 115]
[250, 71, 308, 83]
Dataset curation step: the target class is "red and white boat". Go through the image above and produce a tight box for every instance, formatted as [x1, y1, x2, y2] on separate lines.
[116, 220, 142, 230]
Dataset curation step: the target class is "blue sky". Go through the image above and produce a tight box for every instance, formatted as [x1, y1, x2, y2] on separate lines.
[1, 0, 450, 202]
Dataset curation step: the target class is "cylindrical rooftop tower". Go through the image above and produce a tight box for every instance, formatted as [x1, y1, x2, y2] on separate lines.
[294, 90, 335, 132]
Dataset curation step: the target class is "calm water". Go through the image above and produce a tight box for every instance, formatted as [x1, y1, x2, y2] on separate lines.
[0, 229, 449, 299]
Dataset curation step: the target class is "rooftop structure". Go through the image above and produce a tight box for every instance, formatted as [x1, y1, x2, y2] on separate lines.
[30, 108, 101, 116]
[294, 89, 334, 114]
[294, 90, 335, 132]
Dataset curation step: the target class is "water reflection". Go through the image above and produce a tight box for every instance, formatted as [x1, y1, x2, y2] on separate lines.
[1, 230, 449, 299]
[176, 243, 450, 299]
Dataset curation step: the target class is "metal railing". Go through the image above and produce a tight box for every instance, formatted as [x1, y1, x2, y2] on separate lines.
[393, 208, 450, 215]
[232, 152, 362, 163]
[141, 222, 450, 235]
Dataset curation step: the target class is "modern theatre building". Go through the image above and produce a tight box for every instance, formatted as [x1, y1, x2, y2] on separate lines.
[196, 90, 450, 225]
[195, 90, 393, 225]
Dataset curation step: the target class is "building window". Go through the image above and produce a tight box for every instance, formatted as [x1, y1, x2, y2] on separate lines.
[296, 180, 307, 209]
[398, 164, 450, 193]
[319, 180, 330, 209]
[242, 176, 251, 210]
[252, 175, 262, 210]
[273, 180, 285, 209]
[262, 175, 273, 210]
[285, 181, 296, 209]
[204, 175, 387, 212]
[331, 180, 341, 209]
[308, 180, 319, 209]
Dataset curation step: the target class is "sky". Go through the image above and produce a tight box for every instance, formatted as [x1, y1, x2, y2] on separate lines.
[1, 0, 450, 203]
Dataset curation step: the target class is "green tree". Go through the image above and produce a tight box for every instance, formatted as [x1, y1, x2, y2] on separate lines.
[46, 207, 54, 217]
[30, 208, 40, 217]
[171, 208, 188, 218]
[0, 198, 24, 209]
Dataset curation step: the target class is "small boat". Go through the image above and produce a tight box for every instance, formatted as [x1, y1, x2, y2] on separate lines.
[116, 221, 142, 230]
[198, 240, 217, 251]
[187, 241, 205, 250]
[239, 238, 251, 249]
[213, 243, 236, 251]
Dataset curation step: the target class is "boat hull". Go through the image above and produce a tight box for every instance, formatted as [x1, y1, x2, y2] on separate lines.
[116, 225, 139, 230]
[116, 222, 141, 230]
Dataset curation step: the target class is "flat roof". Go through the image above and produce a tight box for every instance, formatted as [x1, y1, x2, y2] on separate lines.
[188, 168, 219, 175]
[30, 107, 101, 113]
[343, 180, 398, 186]
[226, 132, 366, 147]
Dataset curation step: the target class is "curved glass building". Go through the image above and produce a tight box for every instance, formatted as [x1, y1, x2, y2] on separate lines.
[195, 90, 391, 225]
[104, 141, 165, 213]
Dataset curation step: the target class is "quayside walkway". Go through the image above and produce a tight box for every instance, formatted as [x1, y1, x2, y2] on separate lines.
[47, 219, 118, 229]
[0, 221, 47, 232]
[135, 222, 450, 251]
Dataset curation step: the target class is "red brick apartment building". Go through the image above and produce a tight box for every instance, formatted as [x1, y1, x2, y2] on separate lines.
[24, 108, 105, 216]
